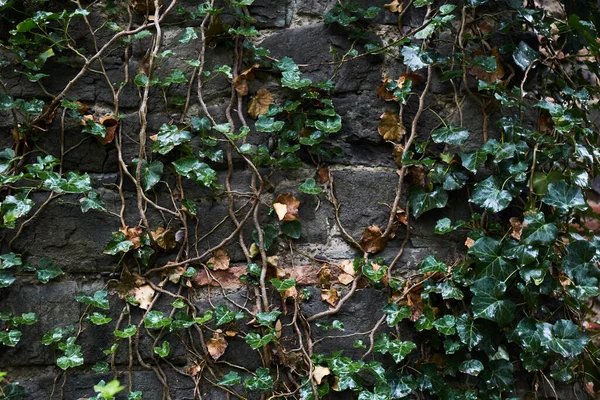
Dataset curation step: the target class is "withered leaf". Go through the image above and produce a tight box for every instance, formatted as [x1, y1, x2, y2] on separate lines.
[378, 110, 406, 142]
[359, 225, 388, 254]
[317, 165, 330, 184]
[384, 0, 403, 13]
[313, 366, 331, 385]
[232, 63, 260, 97]
[99, 116, 118, 145]
[119, 226, 143, 249]
[248, 88, 273, 119]
[392, 144, 404, 168]
[151, 227, 176, 250]
[166, 265, 187, 284]
[509, 217, 522, 241]
[274, 193, 300, 222]
[319, 265, 332, 286]
[464, 237, 475, 249]
[208, 249, 230, 270]
[133, 284, 155, 310]
[207, 334, 228, 361]
[321, 286, 339, 307]
[337, 260, 355, 285]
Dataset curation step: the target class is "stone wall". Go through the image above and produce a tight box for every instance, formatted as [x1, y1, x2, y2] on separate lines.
[0, 1, 591, 399]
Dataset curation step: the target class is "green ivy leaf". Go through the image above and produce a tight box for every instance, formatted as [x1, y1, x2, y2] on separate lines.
[80, 191, 107, 213]
[513, 40, 538, 71]
[539, 319, 589, 357]
[0, 252, 21, 270]
[104, 232, 134, 255]
[215, 305, 244, 326]
[481, 360, 514, 391]
[243, 367, 273, 392]
[414, 307, 436, 331]
[179, 27, 198, 43]
[314, 115, 342, 133]
[456, 314, 482, 350]
[542, 181, 588, 214]
[509, 318, 544, 353]
[408, 186, 448, 217]
[252, 224, 278, 250]
[1, 194, 35, 228]
[90, 312, 112, 325]
[459, 359, 484, 376]
[75, 290, 109, 310]
[383, 303, 411, 326]
[470, 176, 512, 213]
[194, 310, 213, 324]
[154, 341, 170, 357]
[255, 311, 281, 327]
[270, 278, 296, 291]
[144, 311, 172, 329]
[419, 255, 447, 274]
[299, 178, 323, 194]
[460, 150, 488, 173]
[374, 334, 416, 363]
[431, 125, 470, 145]
[255, 115, 285, 132]
[470, 277, 516, 326]
[0, 330, 21, 346]
[173, 157, 217, 188]
[82, 120, 107, 137]
[114, 325, 137, 338]
[132, 159, 163, 192]
[36, 257, 64, 284]
[281, 220, 302, 239]
[401, 45, 431, 70]
[468, 236, 513, 280]
[92, 361, 109, 373]
[219, 371, 242, 386]
[362, 261, 388, 283]
[246, 332, 276, 349]
[433, 314, 456, 335]
[57, 337, 84, 370]
[521, 212, 558, 246]
[152, 124, 192, 155]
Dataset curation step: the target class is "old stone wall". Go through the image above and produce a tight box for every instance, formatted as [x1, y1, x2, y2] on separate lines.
[0, 0, 593, 399]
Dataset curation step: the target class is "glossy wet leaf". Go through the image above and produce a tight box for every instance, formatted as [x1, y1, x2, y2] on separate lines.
[383, 303, 411, 326]
[513, 40, 538, 71]
[408, 186, 448, 217]
[538, 319, 589, 357]
[154, 341, 170, 357]
[151, 124, 192, 155]
[144, 311, 172, 329]
[219, 371, 241, 386]
[521, 212, 558, 246]
[470, 176, 512, 213]
[470, 277, 516, 326]
[542, 181, 587, 214]
[431, 125, 470, 145]
[374, 334, 417, 363]
[456, 314, 482, 350]
[459, 359, 484, 376]
[132, 159, 163, 192]
[243, 367, 273, 392]
[80, 191, 107, 213]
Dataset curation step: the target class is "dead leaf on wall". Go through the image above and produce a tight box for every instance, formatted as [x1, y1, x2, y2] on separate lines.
[207, 249, 230, 270]
[384, 0, 403, 13]
[151, 227, 176, 250]
[321, 286, 339, 307]
[119, 226, 143, 249]
[133, 284, 155, 310]
[509, 217, 522, 240]
[207, 333, 228, 361]
[273, 193, 300, 221]
[99, 116, 118, 145]
[378, 110, 406, 142]
[337, 260, 355, 285]
[313, 366, 331, 385]
[232, 63, 260, 96]
[248, 88, 273, 118]
[359, 225, 388, 254]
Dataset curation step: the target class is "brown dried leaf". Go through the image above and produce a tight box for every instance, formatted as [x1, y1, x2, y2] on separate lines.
[378, 110, 406, 142]
[396, 208, 408, 225]
[509, 217, 522, 241]
[359, 225, 388, 254]
[313, 366, 331, 385]
[99, 116, 118, 145]
[248, 88, 274, 119]
[319, 265, 332, 286]
[406, 290, 424, 322]
[208, 249, 230, 270]
[207, 334, 228, 361]
[233, 63, 260, 96]
[321, 286, 339, 307]
[318, 165, 330, 184]
[401, 73, 423, 87]
[275, 319, 283, 339]
[384, 0, 403, 13]
[282, 285, 298, 300]
[249, 242, 259, 258]
[273, 203, 288, 221]
[338, 273, 355, 286]
[464, 237, 475, 249]
[274, 193, 300, 221]
[119, 226, 143, 249]
[133, 284, 155, 310]
[185, 364, 202, 376]
[167, 265, 186, 284]
[151, 227, 176, 250]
